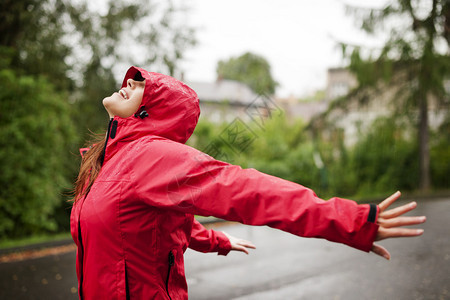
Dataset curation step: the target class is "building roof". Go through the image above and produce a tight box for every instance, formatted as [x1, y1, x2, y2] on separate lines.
[186, 79, 258, 106]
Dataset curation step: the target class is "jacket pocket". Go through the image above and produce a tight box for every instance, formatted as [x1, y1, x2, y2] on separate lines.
[165, 250, 175, 300]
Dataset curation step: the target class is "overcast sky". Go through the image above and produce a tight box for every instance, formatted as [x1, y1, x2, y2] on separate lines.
[181, 0, 387, 98]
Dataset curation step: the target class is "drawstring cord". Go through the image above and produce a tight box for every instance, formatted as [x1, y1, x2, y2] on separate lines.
[100, 118, 118, 166]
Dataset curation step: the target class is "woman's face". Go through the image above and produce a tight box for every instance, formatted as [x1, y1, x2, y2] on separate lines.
[103, 79, 146, 118]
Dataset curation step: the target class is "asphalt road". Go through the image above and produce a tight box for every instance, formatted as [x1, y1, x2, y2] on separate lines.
[1, 197, 449, 300]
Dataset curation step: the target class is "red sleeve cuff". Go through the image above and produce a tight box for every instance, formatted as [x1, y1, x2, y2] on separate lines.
[351, 203, 380, 252]
[215, 231, 232, 256]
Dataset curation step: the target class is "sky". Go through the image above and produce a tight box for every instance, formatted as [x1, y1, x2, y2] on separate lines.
[180, 0, 387, 98]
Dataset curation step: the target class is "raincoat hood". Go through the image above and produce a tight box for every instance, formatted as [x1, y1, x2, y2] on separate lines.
[102, 66, 200, 163]
[122, 67, 200, 144]
[121, 66, 200, 144]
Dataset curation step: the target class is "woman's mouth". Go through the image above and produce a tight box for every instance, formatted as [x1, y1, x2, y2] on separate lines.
[119, 89, 128, 100]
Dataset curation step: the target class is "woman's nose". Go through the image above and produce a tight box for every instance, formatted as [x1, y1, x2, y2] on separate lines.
[127, 79, 135, 89]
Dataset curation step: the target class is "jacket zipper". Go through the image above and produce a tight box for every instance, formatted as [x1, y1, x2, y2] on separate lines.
[125, 260, 130, 300]
[165, 251, 175, 300]
[77, 193, 89, 300]
[78, 219, 84, 299]
[78, 118, 118, 299]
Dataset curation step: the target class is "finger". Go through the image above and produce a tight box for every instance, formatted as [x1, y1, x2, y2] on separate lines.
[237, 240, 256, 249]
[376, 227, 424, 241]
[378, 191, 402, 212]
[234, 245, 249, 255]
[371, 243, 390, 260]
[378, 216, 426, 228]
[380, 201, 417, 219]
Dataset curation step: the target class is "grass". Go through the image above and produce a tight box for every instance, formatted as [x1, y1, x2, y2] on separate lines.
[0, 232, 72, 250]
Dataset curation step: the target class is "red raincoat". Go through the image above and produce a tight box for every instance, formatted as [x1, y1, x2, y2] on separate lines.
[70, 66, 379, 300]
[78, 147, 231, 255]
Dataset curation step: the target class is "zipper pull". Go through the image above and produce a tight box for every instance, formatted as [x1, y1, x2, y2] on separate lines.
[110, 120, 118, 139]
[168, 251, 174, 266]
[100, 118, 114, 166]
[166, 251, 175, 300]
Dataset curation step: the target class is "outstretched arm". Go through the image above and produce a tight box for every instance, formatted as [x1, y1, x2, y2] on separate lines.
[371, 191, 426, 260]
[134, 139, 381, 252]
[189, 219, 231, 255]
[189, 219, 256, 255]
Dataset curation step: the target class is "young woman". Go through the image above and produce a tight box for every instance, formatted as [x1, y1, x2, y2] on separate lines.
[71, 66, 426, 300]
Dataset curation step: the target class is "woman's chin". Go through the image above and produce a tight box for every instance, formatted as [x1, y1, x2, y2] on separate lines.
[102, 96, 113, 107]
[103, 98, 117, 118]
[102, 93, 141, 119]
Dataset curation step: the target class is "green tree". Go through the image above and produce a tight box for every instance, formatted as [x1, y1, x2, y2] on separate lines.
[343, 0, 450, 191]
[430, 118, 450, 189]
[67, 0, 197, 135]
[349, 117, 419, 197]
[1, 0, 197, 134]
[217, 52, 278, 95]
[0, 0, 73, 90]
[0, 69, 77, 239]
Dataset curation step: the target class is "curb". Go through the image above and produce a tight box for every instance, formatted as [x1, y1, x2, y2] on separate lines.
[0, 238, 75, 256]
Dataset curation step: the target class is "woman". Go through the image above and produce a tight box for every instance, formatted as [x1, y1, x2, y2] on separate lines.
[71, 66, 425, 300]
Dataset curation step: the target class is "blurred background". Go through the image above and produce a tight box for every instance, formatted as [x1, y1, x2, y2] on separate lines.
[0, 0, 449, 298]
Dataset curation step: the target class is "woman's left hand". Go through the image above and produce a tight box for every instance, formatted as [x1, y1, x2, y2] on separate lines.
[223, 232, 256, 255]
[371, 191, 426, 260]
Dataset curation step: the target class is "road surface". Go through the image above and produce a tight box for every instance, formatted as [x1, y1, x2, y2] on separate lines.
[1, 197, 449, 299]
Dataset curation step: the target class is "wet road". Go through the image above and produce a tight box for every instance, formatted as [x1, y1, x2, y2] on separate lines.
[0, 249, 78, 300]
[1, 197, 449, 299]
[186, 198, 450, 300]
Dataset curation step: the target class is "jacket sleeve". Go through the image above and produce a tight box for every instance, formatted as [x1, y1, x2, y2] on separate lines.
[131, 138, 379, 252]
[188, 219, 231, 256]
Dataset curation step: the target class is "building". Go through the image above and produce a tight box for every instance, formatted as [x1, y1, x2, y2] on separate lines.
[310, 68, 448, 146]
[186, 79, 274, 123]
[325, 67, 358, 101]
[276, 67, 357, 123]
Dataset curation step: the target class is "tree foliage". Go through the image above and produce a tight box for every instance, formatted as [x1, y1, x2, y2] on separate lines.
[0, 69, 77, 238]
[342, 0, 450, 190]
[349, 117, 419, 195]
[70, 0, 197, 136]
[190, 116, 325, 196]
[0, 0, 73, 90]
[191, 113, 449, 200]
[0, 0, 197, 135]
[216, 52, 278, 95]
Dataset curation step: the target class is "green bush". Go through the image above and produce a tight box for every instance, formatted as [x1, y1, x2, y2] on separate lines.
[0, 69, 77, 239]
[344, 118, 419, 197]
[190, 113, 448, 201]
[191, 115, 323, 193]
[431, 119, 450, 189]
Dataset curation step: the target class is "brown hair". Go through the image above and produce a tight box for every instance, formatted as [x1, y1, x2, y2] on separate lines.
[72, 133, 106, 203]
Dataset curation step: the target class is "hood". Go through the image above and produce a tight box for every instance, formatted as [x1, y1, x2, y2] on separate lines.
[102, 66, 200, 162]
[120, 66, 200, 144]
